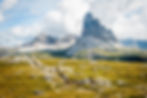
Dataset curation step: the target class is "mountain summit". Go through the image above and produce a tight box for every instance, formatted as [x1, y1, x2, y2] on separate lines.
[83, 13, 117, 42]
[67, 13, 118, 56]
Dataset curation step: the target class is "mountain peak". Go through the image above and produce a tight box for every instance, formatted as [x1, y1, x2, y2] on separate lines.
[67, 13, 118, 56]
[84, 12, 93, 20]
[82, 12, 116, 42]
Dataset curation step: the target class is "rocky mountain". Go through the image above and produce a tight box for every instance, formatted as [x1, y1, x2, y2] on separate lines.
[19, 12, 118, 56]
[67, 13, 118, 56]
[24, 34, 58, 46]
[15, 12, 147, 60]
[83, 13, 116, 42]
[19, 34, 77, 52]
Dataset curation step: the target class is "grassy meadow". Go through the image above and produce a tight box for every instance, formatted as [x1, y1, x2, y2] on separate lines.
[0, 56, 147, 98]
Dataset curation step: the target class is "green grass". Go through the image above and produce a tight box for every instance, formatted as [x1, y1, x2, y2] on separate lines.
[0, 57, 147, 98]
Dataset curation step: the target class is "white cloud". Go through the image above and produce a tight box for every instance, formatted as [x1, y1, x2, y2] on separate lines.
[46, 0, 93, 36]
[61, 0, 93, 35]
[1, 0, 147, 47]
[0, 13, 4, 22]
[0, 0, 18, 22]
[0, 31, 24, 47]
[46, 11, 62, 23]
[45, 0, 147, 40]
[91, 0, 147, 40]
[11, 23, 44, 37]
[1, 0, 18, 10]
[113, 15, 147, 40]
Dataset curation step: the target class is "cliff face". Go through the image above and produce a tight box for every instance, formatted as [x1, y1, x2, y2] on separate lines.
[82, 13, 117, 42]
[67, 13, 117, 56]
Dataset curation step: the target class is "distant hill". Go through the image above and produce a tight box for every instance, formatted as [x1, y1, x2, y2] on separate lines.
[0, 47, 15, 57]
[121, 39, 147, 50]
[19, 34, 77, 52]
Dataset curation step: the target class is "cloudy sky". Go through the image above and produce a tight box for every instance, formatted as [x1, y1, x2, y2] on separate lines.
[0, 0, 147, 46]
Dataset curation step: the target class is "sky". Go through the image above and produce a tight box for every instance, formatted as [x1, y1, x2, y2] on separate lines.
[0, 0, 147, 46]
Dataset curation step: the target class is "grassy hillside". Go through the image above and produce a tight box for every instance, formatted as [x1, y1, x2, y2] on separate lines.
[74, 48, 147, 61]
[0, 56, 147, 98]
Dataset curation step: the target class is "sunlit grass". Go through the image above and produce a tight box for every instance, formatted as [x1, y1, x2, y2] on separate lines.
[0, 57, 147, 98]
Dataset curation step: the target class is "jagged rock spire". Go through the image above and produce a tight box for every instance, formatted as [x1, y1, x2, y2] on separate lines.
[82, 12, 117, 42]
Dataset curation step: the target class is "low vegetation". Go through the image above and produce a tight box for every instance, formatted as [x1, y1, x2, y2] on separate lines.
[0, 56, 147, 98]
